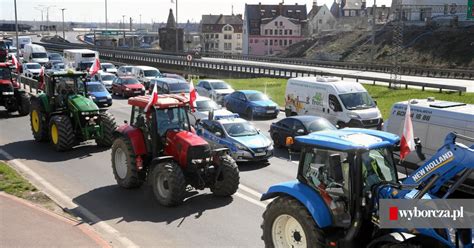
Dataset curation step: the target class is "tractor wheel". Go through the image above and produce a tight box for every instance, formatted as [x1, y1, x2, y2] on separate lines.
[262, 196, 326, 248]
[95, 112, 116, 147]
[111, 137, 144, 188]
[49, 115, 75, 152]
[210, 155, 240, 196]
[30, 99, 48, 142]
[151, 160, 186, 207]
[16, 92, 30, 116]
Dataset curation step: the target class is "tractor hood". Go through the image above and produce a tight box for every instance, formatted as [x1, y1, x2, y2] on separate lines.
[166, 130, 209, 147]
[68, 94, 99, 112]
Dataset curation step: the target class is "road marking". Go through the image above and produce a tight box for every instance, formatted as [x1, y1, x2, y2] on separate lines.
[234, 192, 267, 209]
[238, 184, 263, 199]
[0, 149, 139, 248]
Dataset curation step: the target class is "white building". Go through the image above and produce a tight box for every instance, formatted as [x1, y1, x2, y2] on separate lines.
[392, 0, 470, 21]
[200, 14, 243, 54]
[308, 2, 337, 34]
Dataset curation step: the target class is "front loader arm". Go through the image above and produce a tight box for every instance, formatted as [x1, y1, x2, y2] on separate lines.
[402, 132, 474, 196]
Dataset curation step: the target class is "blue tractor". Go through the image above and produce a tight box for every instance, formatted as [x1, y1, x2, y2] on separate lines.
[261, 128, 473, 248]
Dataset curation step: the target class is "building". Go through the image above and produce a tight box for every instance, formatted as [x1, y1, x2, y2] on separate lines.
[342, 0, 366, 16]
[159, 9, 184, 52]
[308, 1, 337, 34]
[243, 3, 308, 55]
[200, 14, 243, 54]
[367, 5, 391, 24]
[391, 0, 470, 22]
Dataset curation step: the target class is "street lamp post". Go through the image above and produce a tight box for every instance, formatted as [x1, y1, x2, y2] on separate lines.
[105, 0, 108, 30]
[122, 15, 126, 29]
[139, 14, 142, 30]
[61, 8, 66, 40]
[371, 0, 376, 62]
[14, 0, 20, 60]
[175, 0, 178, 53]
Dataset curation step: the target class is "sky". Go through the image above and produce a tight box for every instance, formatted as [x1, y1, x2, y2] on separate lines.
[1, 0, 392, 23]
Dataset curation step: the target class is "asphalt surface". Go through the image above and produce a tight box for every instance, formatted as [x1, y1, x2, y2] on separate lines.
[0, 96, 299, 247]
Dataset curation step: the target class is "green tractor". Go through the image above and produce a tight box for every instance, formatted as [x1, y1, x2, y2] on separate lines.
[29, 71, 116, 151]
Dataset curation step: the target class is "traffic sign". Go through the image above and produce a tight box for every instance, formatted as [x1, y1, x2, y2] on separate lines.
[186, 54, 193, 62]
[468, 0, 474, 19]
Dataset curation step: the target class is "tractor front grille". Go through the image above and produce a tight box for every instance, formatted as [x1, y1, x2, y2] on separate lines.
[187, 144, 211, 162]
[0, 84, 14, 94]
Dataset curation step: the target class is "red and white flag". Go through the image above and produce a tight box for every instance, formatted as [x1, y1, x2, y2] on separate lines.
[145, 82, 158, 115]
[189, 80, 197, 112]
[38, 66, 45, 90]
[11, 54, 20, 73]
[400, 102, 416, 160]
[89, 57, 101, 77]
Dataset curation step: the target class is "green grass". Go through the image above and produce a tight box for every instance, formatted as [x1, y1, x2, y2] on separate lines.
[0, 162, 37, 198]
[224, 78, 474, 119]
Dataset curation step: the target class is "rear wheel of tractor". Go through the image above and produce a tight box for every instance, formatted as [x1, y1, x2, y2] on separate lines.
[96, 112, 116, 147]
[262, 196, 326, 248]
[17, 92, 30, 116]
[49, 115, 75, 151]
[152, 161, 186, 207]
[111, 137, 143, 188]
[30, 99, 48, 142]
[211, 155, 239, 196]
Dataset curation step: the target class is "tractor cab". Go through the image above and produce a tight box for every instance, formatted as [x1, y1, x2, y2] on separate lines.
[0, 62, 30, 116]
[44, 71, 89, 105]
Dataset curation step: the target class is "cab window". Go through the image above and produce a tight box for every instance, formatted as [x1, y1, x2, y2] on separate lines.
[329, 94, 342, 112]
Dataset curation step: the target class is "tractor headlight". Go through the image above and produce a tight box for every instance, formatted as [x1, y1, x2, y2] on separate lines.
[81, 112, 88, 115]
[85, 116, 90, 120]
[2, 92, 14, 95]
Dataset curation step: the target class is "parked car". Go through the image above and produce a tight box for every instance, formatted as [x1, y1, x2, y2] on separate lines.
[224, 90, 279, 119]
[117, 65, 133, 76]
[131, 65, 160, 88]
[161, 73, 186, 81]
[92, 71, 116, 92]
[46, 62, 65, 73]
[189, 96, 233, 126]
[148, 78, 190, 94]
[269, 115, 337, 150]
[80, 81, 112, 107]
[47, 52, 63, 63]
[101, 62, 117, 74]
[22, 63, 42, 78]
[111, 76, 145, 98]
[196, 79, 234, 104]
[197, 113, 273, 162]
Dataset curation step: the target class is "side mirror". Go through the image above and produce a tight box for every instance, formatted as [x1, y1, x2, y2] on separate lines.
[328, 154, 343, 182]
[296, 129, 305, 135]
[414, 137, 426, 161]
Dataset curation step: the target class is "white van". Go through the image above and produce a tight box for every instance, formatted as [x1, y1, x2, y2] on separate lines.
[384, 98, 474, 192]
[13, 36, 32, 50]
[23, 44, 48, 65]
[285, 77, 383, 129]
[63, 49, 99, 71]
[132, 66, 160, 87]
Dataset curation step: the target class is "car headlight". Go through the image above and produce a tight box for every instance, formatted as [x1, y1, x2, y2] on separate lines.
[235, 143, 247, 150]
[107, 95, 112, 99]
[267, 145, 274, 150]
[348, 112, 361, 119]
[125, 88, 131, 91]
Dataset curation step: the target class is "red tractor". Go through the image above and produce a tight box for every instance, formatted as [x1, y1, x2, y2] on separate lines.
[111, 94, 240, 206]
[0, 63, 30, 116]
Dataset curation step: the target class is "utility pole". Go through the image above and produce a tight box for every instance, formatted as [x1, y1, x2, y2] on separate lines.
[122, 15, 126, 29]
[140, 14, 142, 29]
[61, 8, 66, 40]
[390, 2, 404, 89]
[14, 0, 20, 60]
[105, 0, 108, 30]
[175, 0, 179, 53]
[370, 0, 376, 62]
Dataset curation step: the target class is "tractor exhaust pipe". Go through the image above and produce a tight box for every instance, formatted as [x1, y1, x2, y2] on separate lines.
[342, 154, 363, 247]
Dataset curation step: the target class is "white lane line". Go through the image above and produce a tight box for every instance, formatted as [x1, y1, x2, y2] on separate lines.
[234, 192, 267, 209]
[0, 149, 139, 248]
[238, 184, 263, 199]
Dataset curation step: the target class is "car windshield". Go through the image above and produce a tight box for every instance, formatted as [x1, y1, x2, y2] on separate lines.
[102, 75, 116, 81]
[49, 54, 62, 60]
[0, 68, 11, 79]
[210, 81, 230, 89]
[144, 70, 159, 77]
[103, 64, 114, 68]
[196, 100, 219, 112]
[156, 107, 190, 136]
[339, 92, 375, 110]
[169, 83, 190, 93]
[9, 48, 17, 53]
[79, 62, 93, 70]
[122, 78, 139, 84]
[305, 119, 337, 132]
[32, 53, 47, 58]
[26, 64, 41, 69]
[361, 148, 397, 192]
[123, 67, 133, 72]
[87, 84, 106, 92]
[55, 64, 65, 69]
[223, 122, 258, 137]
[247, 92, 268, 101]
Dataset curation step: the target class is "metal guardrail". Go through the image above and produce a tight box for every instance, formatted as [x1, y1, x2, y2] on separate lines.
[38, 42, 467, 95]
[36, 41, 474, 80]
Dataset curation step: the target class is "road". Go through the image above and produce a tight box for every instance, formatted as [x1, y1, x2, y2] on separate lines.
[0, 96, 299, 247]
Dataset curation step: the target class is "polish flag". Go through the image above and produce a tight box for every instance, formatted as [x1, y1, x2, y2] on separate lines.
[400, 102, 416, 160]
[145, 82, 158, 116]
[189, 79, 197, 112]
[11, 54, 20, 73]
[38, 66, 45, 90]
[89, 57, 101, 77]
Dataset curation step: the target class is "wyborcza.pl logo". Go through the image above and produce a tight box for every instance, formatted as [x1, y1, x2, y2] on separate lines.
[380, 199, 473, 228]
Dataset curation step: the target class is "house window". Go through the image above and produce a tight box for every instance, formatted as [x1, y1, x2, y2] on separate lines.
[274, 21, 278, 26]
[279, 39, 282, 46]
[205, 34, 209, 39]
[265, 29, 268, 35]
[319, 19, 322, 24]
[224, 25, 232, 31]
[284, 39, 287, 46]
[289, 29, 293, 35]
[274, 39, 277, 44]
[255, 39, 259, 43]
[215, 43, 219, 48]
[237, 34, 241, 39]
[269, 29, 273, 35]
[270, 40, 273, 45]
[264, 40, 268, 45]
[250, 39, 253, 43]
[274, 29, 278, 35]
[224, 34, 232, 40]
[215, 34, 219, 39]
[279, 29, 283, 35]
[224, 43, 231, 50]
[279, 21, 283, 26]
[289, 40, 293, 45]
[284, 29, 288, 35]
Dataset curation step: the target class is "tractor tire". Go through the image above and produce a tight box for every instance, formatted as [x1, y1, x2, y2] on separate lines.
[151, 160, 186, 207]
[49, 115, 75, 152]
[111, 137, 144, 188]
[210, 155, 240, 196]
[95, 112, 116, 147]
[16, 92, 30, 116]
[262, 196, 326, 248]
[30, 99, 48, 142]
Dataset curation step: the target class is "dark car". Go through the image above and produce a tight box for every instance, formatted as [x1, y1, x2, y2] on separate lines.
[161, 73, 186, 81]
[224, 90, 279, 119]
[148, 78, 190, 94]
[269, 115, 336, 150]
[111, 76, 145, 98]
[80, 81, 112, 107]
